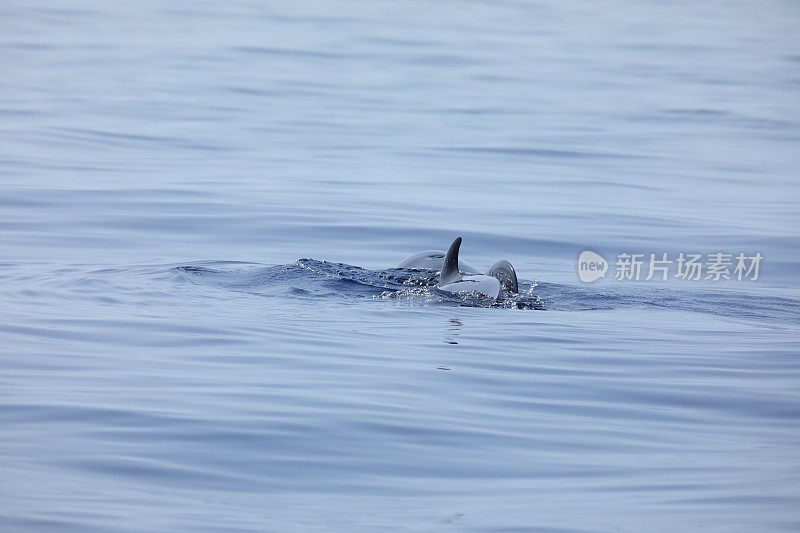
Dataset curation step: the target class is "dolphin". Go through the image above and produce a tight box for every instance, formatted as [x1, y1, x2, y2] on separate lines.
[399, 236, 519, 300]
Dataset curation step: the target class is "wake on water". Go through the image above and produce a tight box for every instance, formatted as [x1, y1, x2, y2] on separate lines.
[174, 260, 800, 322]
[176, 259, 544, 310]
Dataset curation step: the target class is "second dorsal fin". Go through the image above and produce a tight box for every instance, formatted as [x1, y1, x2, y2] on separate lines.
[439, 236, 462, 286]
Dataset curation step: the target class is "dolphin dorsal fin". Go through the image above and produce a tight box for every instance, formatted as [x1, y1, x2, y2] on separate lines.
[487, 259, 519, 293]
[439, 237, 462, 285]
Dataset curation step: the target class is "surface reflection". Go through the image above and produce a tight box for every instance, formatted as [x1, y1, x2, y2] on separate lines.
[443, 317, 462, 345]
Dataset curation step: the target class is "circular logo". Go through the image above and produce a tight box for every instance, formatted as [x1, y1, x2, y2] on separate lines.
[578, 250, 607, 282]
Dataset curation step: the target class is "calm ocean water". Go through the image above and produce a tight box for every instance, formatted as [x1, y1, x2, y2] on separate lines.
[2, 1, 800, 531]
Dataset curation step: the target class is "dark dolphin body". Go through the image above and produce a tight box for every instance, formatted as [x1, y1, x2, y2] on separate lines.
[399, 236, 519, 300]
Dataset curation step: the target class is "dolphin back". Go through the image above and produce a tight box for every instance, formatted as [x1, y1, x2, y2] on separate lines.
[397, 250, 446, 270]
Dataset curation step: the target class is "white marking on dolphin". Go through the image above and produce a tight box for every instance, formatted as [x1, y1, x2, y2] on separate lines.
[398, 236, 519, 300]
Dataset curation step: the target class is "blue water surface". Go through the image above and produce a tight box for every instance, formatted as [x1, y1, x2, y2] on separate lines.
[2, 1, 800, 531]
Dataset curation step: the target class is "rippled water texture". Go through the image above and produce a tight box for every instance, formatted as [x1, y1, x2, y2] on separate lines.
[2, 1, 800, 531]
